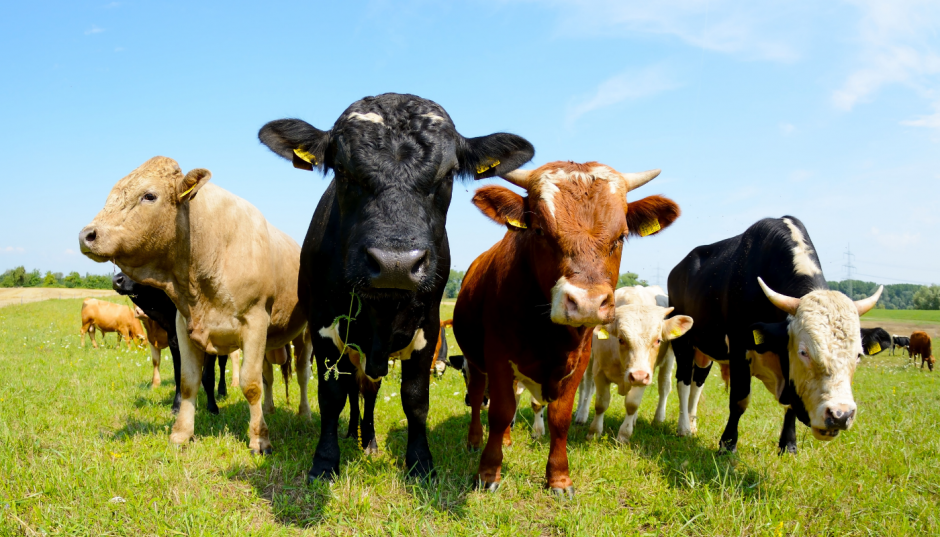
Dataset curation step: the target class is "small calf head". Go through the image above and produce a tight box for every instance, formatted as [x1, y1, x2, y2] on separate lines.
[755, 278, 883, 441]
[80, 157, 211, 269]
[473, 161, 680, 327]
[609, 304, 692, 386]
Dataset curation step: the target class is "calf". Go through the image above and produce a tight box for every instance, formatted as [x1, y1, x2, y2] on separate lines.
[80, 157, 313, 454]
[80, 298, 145, 350]
[581, 286, 693, 442]
[114, 272, 229, 414]
[860, 327, 891, 356]
[892, 335, 910, 357]
[454, 161, 680, 495]
[668, 216, 882, 454]
[259, 93, 534, 480]
[910, 331, 934, 371]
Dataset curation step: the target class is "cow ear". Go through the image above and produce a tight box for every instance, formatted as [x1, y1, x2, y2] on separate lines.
[472, 186, 527, 230]
[663, 315, 693, 341]
[178, 168, 211, 202]
[625, 195, 681, 238]
[258, 119, 330, 172]
[747, 321, 789, 353]
[460, 133, 535, 180]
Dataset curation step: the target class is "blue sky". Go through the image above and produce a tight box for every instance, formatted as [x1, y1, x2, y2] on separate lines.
[1, 0, 938, 287]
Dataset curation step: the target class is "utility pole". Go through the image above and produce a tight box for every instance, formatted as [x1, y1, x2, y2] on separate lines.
[843, 244, 856, 298]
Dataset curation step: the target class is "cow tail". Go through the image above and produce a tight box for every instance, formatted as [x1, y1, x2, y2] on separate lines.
[281, 344, 293, 405]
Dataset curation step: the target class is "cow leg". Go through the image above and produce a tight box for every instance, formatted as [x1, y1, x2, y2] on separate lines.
[344, 374, 360, 439]
[149, 343, 162, 389]
[573, 355, 595, 425]
[261, 357, 275, 415]
[467, 362, 487, 450]
[588, 374, 611, 439]
[216, 355, 228, 397]
[718, 352, 750, 453]
[89, 326, 99, 349]
[399, 345, 435, 479]
[360, 380, 380, 455]
[169, 313, 206, 447]
[655, 346, 675, 424]
[229, 349, 241, 388]
[294, 331, 313, 419]
[170, 341, 182, 413]
[309, 348, 348, 481]
[673, 337, 695, 436]
[531, 400, 545, 438]
[687, 363, 711, 434]
[545, 378, 583, 496]
[80, 323, 90, 348]
[235, 321, 272, 454]
[618, 386, 646, 443]
[202, 354, 220, 415]
[475, 360, 515, 491]
[778, 406, 798, 455]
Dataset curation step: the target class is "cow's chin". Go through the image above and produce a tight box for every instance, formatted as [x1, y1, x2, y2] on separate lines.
[356, 287, 418, 302]
[812, 427, 840, 441]
[80, 247, 111, 263]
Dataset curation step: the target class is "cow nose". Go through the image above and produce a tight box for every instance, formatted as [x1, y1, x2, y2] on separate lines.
[80, 226, 97, 248]
[824, 405, 856, 430]
[627, 370, 651, 386]
[562, 289, 614, 322]
[112, 273, 125, 290]
[365, 248, 428, 290]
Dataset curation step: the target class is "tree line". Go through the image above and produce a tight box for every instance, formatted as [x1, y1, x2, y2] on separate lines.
[827, 280, 939, 310]
[0, 266, 113, 289]
[443, 270, 649, 299]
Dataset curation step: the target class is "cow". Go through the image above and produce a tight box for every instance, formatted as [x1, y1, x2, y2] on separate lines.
[258, 93, 534, 481]
[79, 156, 313, 455]
[113, 272, 230, 414]
[80, 298, 146, 350]
[134, 306, 170, 389]
[892, 335, 910, 357]
[910, 331, 934, 371]
[431, 319, 454, 376]
[860, 327, 892, 356]
[668, 216, 883, 454]
[453, 161, 680, 495]
[578, 286, 693, 442]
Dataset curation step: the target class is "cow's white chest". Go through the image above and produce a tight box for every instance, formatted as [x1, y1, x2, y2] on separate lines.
[509, 361, 544, 404]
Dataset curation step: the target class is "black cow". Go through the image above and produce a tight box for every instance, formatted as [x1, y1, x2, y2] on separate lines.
[860, 327, 892, 356]
[668, 216, 882, 454]
[892, 335, 910, 357]
[112, 272, 228, 414]
[259, 93, 534, 481]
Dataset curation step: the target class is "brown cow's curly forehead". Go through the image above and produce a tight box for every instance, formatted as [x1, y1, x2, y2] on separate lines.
[102, 156, 182, 212]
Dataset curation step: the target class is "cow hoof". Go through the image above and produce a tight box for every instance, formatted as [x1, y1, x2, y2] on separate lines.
[171, 405, 181, 415]
[207, 405, 220, 416]
[406, 462, 436, 481]
[250, 446, 273, 456]
[550, 486, 575, 499]
[475, 480, 500, 492]
[218, 387, 228, 398]
[778, 444, 797, 455]
[262, 404, 275, 415]
[307, 468, 338, 484]
[718, 442, 737, 455]
[299, 405, 312, 420]
[363, 438, 379, 456]
[345, 428, 358, 439]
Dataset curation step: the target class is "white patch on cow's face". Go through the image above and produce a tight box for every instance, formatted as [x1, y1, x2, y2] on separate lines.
[509, 360, 544, 404]
[539, 179, 560, 219]
[420, 113, 445, 123]
[782, 217, 821, 277]
[612, 305, 663, 387]
[787, 290, 860, 439]
[348, 112, 385, 124]
[389, 328, 427, 361]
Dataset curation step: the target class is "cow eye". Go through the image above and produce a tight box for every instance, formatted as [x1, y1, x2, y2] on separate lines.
[799, 349, 808, 357]
[535, 228, 543, 236]
[618, 337, 626, 346]
[142, 192, 157, 202]
[655, 338, 661, 346]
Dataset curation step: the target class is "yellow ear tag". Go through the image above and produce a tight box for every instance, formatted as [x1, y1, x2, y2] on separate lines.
[868, 342, 881, 355]
[293, 147, 318, 165]
[506, 218, 527, 229]
[476, 159, 500, 174]
[596, 327, 610, 340]
[670, 328, 684, 338]
[178, 184, 196, 199]
[753, 330, 764, 345]
[637, 219, 661, 237]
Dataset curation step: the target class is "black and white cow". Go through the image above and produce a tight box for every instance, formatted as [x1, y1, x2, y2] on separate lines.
[860, 327, 892, 356]
[112, 272, 228, 414]
[892, 335, 910, 357]
[668, 216, 882, 454]
[259, 93, 534, 481]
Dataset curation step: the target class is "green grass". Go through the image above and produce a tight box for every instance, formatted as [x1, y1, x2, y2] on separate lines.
[862, 309, 940, 324]
[2, 299, 939, 535]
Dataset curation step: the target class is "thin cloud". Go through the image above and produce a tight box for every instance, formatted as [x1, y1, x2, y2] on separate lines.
[85, 25, 105, 35]
[567, 65, 681, 123]
[2, 247, 25, 253]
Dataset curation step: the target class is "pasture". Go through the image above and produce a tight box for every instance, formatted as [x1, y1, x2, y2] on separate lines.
[2, 298, 939, 536]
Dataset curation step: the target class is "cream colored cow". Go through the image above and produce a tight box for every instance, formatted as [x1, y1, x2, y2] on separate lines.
[79, 156, 312, 454]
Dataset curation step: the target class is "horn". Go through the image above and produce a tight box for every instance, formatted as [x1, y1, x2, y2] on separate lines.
[500, 169, 534, 189]
[854, 285, 883, 316]
[619, 169, 661, 192]
[757, 277, 800, 315]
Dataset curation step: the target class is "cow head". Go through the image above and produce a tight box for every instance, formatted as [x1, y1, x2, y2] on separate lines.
[258, 93, 534, 300]
[754, 278, 883, 441]
[607, 305, 692, 386]
[79, 156, 212, 272]
[472, 161, 680, 327]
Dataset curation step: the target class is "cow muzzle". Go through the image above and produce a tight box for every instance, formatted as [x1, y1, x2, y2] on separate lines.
[550, 279, 614, 327]
[365, 248, 429, 292]
[812, 403, 856, 440]
[626, 369, 652, 387]
[79, 225, 110, 262]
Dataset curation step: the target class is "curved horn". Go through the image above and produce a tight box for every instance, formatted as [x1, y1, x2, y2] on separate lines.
[854, 285, 883, 316]
[619, 169, 661, 192]
[500, 169, 534, 189]
[757, 277, 800, 315]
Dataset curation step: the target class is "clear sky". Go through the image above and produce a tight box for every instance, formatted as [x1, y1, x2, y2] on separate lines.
[1, 0, 938, 288]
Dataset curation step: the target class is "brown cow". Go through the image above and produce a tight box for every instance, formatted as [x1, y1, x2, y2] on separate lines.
[80, 298, 146, 350]
[134, 306, 169, 388]
[453, 161, 680, 496]
[910, 331, 934, 371]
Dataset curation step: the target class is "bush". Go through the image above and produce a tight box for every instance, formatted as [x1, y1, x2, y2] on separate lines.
[913, 285, 940, 310]
[617, 272, 648, 288]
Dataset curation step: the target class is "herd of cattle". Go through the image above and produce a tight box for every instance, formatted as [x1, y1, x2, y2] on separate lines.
[74, 93, 935, 496]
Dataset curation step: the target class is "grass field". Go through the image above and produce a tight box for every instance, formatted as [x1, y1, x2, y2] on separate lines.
[861, 309, 940, 325]
[2, 299, 939, 535]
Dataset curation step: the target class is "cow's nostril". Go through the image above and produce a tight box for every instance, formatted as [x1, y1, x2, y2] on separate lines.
[84, 230, 97, 243]
[366, 249, 382, 277]
[565, 295, 579, 313]
[411, 251, 429, 276]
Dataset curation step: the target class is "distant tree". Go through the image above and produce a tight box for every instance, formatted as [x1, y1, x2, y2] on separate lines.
[25, 269, 41, 287]
[616, 272, 648, 289]
[82, 273, 112, 289]
[828, 280, 924, 310]
[64, 272, 82, 288]
[444, 270, 465, 299]
[913, 285, 940, 310]
[42, 271, 57, 287]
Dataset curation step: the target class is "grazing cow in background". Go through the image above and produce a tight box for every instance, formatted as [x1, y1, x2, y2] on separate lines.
[113, 272, 229, 414]
[431, 319, 454, 376]
[860, 327, 892, 356]
[579, 286, 693, 442]
[134, 306, 170, 389]
[80, 298, 146, 350]
[80, 157, 313, 454]
[454, 161, 680, 495]
[892, 335, 910, 357]
[910, 331, 934, 371]
[259, 93, 534, 481]
[668, 216, 882, 454]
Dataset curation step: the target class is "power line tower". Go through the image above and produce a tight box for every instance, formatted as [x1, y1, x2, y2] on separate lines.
[843, 244, 856, 298]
